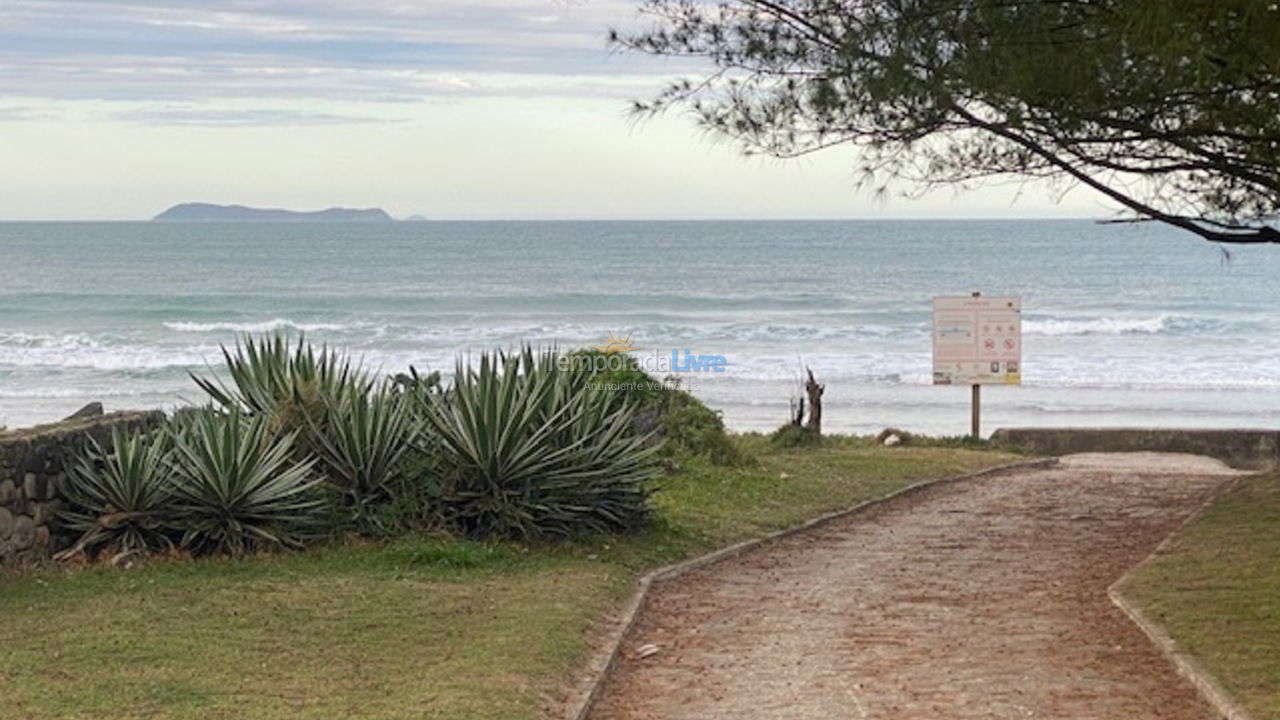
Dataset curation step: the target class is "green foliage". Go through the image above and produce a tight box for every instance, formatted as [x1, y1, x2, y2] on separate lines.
[59, 334, 759, 558]
[56, 429, 177, 557]
[658, 387, 745, 465]
[169, 409, 325, 555]
[310, 389, 420, 532]
[416, 347, 658, 539]
[190, 332, 372, 443]
[567, 348, 668, 408]
[616, 1, 1280, 244]
[769, 423, 822, 449]
[191, 333, 425, 533]
[569, 349, 744, 465]
[914, 435, 991, 450]
[378, 453, 445, 535]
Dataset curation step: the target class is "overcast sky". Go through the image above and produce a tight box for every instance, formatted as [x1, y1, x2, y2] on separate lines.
[0, 0, 1104, 220]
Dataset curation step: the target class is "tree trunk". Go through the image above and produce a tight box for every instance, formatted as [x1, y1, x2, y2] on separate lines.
[804, 367, 824, 434]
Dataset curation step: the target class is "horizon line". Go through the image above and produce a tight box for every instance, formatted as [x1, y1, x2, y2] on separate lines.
[0, 215, 1111, 223]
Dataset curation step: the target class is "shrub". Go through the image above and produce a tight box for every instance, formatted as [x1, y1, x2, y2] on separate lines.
[659, 387, 745, 464]
[190, 332, 372, 446]
[567, 349, 669, 408]
[769, 423, 823, 449]
[192, 333, 431, 533]
[56, 428, 177, 558]
[310, 389, 420, 532]
[416, 347, 658, 539]
[169, 409, 325, 555]
[569, 349, 744, 466]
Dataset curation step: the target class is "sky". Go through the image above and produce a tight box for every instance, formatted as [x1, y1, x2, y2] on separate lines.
[0, 0, 1104, 220]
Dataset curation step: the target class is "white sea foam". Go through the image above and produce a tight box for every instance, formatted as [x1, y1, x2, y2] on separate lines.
[0, 332, 215, 370]
[164, 319, 347, 333]
[1022, 316, 1172, 336]
[0, 386, 152, 399]
[0, 346, 211, 371]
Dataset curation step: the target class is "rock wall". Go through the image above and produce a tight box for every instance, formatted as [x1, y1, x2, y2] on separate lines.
[0, 411, 165, 566]
[991, 427, 1280, 470]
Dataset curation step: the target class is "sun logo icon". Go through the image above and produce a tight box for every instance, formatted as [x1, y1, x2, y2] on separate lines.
[593, 330, 637, 355]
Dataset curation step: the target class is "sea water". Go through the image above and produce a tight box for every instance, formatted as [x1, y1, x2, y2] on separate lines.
[1, 219, 1276, 436]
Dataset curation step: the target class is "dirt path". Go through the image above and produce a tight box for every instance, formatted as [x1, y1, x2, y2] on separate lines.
[587, 453, 1249, 720]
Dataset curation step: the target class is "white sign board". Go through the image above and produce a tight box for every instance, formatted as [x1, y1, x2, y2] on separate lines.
[932, 295, 1021, 385]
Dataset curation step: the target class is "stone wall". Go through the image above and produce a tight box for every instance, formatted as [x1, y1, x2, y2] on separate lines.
[0, 411, 165, 566]
[991, 427, 1280, 470]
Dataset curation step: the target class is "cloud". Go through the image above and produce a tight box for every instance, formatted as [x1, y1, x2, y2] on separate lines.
[111, 106, 401, 126]
[0, 0, 679, 108]
[0, 105, 59, 121]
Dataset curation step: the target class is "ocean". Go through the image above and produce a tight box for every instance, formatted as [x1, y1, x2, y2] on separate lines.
[1, 219, 1277, 436]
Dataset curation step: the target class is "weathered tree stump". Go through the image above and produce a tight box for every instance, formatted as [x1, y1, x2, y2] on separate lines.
[804, 367, 824, 435]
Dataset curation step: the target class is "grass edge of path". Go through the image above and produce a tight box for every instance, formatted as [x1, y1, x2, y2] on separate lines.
[1120, 470, 1280, 720]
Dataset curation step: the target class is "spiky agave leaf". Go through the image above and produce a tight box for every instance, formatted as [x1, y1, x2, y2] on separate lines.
[536, 390, 656, 536]
[190, 332, 374, 432]
[417, 351, 560, 537]
[55, 428, 177, 558]
[309, 387, 420, 530]
[417, 346, 658, 539]
[190, 333, 285, 414]
[169, 408, 325, 555]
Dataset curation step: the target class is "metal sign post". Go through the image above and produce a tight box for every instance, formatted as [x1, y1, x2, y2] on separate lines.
[971, 383, 981, 438]
[932, 292, 1022, 439]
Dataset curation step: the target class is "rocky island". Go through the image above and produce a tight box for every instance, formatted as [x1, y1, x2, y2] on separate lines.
[153, 203, 395, 222]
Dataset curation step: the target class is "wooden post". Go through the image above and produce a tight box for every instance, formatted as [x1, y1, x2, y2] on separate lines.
[969, 290, 981, 439]
[971, 383, 981, 439]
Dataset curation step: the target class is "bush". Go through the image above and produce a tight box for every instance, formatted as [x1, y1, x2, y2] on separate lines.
[309, 389, 420, 532]
[58, 409, 326, 558]
[416, 347, 658, 539]
[57, 336, 681, 561]
[169, 409, 326, 555]
[659, 387, 746, 464]
[192, 333, 427, 532]
[191, 332, 372, 449]
[769, 423, 823, 449]
[569, 349, 744, 466]
[56, 428, 177, 558]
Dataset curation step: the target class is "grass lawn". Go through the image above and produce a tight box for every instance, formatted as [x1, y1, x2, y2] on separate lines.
[0, 436, 1018, 720]
[1121, 471, 1280, 720]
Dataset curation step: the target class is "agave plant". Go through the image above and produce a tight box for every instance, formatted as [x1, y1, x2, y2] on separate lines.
[309, 388, 419, 530]
[417, 347, 658, 539]
[191, 333, 373, 443]
[55, 428, 177, 558]
[169, 409, 325, 555]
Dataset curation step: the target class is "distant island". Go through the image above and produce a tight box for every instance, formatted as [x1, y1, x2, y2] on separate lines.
[153, 203, 395, 222]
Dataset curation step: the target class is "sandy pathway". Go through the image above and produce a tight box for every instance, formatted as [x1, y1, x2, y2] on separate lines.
[587, 453, 1248, 720]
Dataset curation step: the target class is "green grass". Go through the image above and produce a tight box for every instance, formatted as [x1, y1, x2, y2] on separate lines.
[1122, 471, 1280, 719]
[0, 436, 1017, 720]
